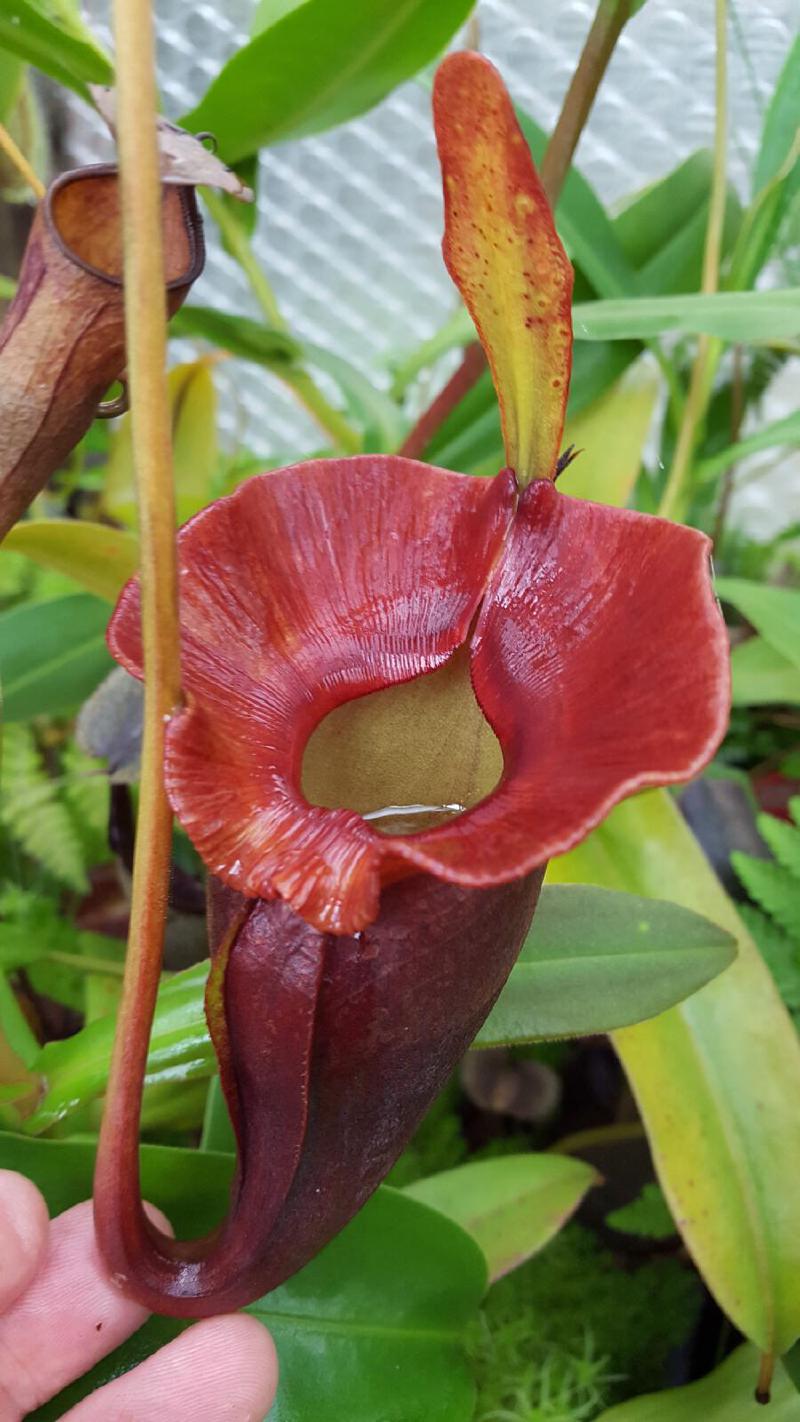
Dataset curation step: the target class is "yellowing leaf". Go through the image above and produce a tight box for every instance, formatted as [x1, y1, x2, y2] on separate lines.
[433, 52, 573, 484]
[548, 789, 800, 1357]
[560, 361, 659, 506]
[597, 1344, 799, 1420]
[2, 520, 138, 601]
[103, 359, 218, 526]
[405, 1153, 597, 1282]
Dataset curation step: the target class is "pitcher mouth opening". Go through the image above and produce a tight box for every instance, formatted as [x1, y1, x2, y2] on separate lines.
[46, 165, 204, 289]
[300, 642, 504, 837]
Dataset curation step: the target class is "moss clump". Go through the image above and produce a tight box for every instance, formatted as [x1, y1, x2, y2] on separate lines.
[471, 1224, 701, 1421]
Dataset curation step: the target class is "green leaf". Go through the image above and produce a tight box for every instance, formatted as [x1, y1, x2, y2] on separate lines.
[302, 341, 405, 451]
[0, 50, 24, 125]
[549, 789, 800, 1356]
[260, 1189, 484, 1422]
[252, 0, 310, 34]
[172, 306, 403, 451]
[730, 636, 800, 706]
[614, 152, 715, 269]
[405, 1154, 597, 1282]
[0, 0, 112, 97]
[170, 304, 300, 365]
[3, 1133, 486, 1422]
[559, 362, 659, 506]
[596, 1344, 800, 1419]
[449, 288, 800, 349]
[0, 593, 113, 721]
[0, 974, 39, 1068]
[640, 195, 737, 296]
[171, 361, 219, 524]
[103, 360, 219, 527]
[572, 288, 800, 343]
[727, 152, 800, 292]
[200, 1074, 236, 1154]
[26, 962, 212, 1133]
[784, 1338, 800, 1397]
[716, 578, 800, 670]
[182, 0, 475, 161]
[475, 885, 735, 1046]
[0, 1131, 233, 1234]
[698, 408, 800, 485]
[754, 32, 800, 195]
[0, 274, 16, 299]
[606, 1182, 676, 1241]
[1, 521, 138, 602]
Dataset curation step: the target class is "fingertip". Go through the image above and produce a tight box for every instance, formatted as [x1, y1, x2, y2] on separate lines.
[181, 1315, 279, 1416]
[141, 1199, 174, 1239]
[0, 1170, 49, 1311]
[60, 1310, 279, 1421]
[216, 1313, 279, 1403]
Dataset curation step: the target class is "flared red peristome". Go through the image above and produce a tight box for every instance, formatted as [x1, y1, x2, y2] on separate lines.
[109, 457, 729, 936]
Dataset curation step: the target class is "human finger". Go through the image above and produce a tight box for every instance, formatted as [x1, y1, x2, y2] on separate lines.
[0, 1199, 169, 1420]
[0, 1171, 49, 1314]
[60, 1314, 278, 1422]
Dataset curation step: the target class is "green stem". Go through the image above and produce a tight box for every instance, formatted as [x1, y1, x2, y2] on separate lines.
[202, 188, 285, 330]
[0, 119, 44, 200]
[202, 189, 360, 453]
[44, 949, 127, 978]
[280, 367, 361, 454]
[658, 0, 728, 521]
[651, 345, 686, 433]
[548, 1120, 646, 1156]
[712, 342, 744, 548]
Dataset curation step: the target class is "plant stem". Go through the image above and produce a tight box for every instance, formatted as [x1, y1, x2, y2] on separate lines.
[202, 188, 285, 329]
[95, 0, 181, 1214]
[45, 950, 127, 978]
[658, 0, 728, 522]
[0, 121, 44, 200]
[712, 342, 744, 549]
[756, 1350, 775, 1405]
[398, 344, 486, 461]
[538, 0, 632, 208]
[399, 0, 633, 461]
[465, 10, 480, 51]
[203, 188, 360, 452]
[548, 1120, 645, 1156]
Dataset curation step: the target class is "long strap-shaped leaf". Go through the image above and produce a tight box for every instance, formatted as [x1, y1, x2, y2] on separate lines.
[548, 788, 800, 1360]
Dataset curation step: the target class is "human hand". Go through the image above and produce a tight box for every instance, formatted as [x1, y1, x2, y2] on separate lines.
[0, 1170, 277, 1421]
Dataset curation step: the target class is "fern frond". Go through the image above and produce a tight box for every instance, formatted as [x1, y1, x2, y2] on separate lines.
[60, 742, 111, 867]
[731, 849, 800, 939]
[755, 812, 800, 881]
[739, 904, 800, 1013]
[0, 725, 88, 892]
